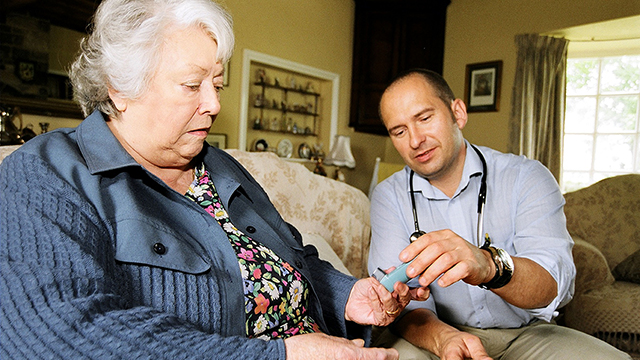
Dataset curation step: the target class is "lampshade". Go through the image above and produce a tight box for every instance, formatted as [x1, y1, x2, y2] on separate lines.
[324, 135, 356, 168]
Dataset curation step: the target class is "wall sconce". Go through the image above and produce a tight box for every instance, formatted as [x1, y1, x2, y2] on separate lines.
[324, 135, 356, 181]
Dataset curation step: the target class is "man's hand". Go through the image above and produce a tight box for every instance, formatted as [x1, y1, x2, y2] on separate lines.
[398, 229, 494, 288]
[435, 328, 493, 360]
[284, 333, 399, 360]
[394, 309, 492, 360]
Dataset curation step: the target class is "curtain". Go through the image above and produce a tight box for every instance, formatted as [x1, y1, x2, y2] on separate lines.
[508, 34, 569, 181]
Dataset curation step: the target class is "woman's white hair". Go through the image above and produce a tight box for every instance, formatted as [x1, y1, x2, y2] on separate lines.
[70, 0, 234, 117]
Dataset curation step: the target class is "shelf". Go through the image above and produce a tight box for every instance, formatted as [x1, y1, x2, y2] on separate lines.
[251, 128, 317, 137]
[254, 81, 320, 97]
[253, 105, 319, 117]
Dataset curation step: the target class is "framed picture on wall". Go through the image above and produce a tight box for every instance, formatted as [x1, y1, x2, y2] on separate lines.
[223, 62, 230, 86]
[464, 60, 502, 112]
[206, 133, 227, 149]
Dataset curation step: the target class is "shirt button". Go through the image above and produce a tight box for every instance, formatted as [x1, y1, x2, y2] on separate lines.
[153, 242, 167, 255]
[295, 260, 304, 269]
[246, 226, 256, 233]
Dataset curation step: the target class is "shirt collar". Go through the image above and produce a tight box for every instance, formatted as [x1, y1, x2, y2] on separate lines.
[75, 110, 248, 204]
[76, 110, 141, 174]
[408, 140, 485, 200]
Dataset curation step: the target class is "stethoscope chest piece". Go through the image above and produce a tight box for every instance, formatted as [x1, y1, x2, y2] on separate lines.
[410, 230, 425, 243]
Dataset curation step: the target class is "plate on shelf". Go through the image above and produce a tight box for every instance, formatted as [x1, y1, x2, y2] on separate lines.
[253, 138, 268, 152]
[277, 139, 293, 158]
[298, 143, 311, 159]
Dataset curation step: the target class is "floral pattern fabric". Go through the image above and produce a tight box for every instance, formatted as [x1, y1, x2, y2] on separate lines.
[185, 164, 319, 340]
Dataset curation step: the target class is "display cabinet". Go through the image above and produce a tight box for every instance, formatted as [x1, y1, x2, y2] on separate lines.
[239, 50, 340, 162]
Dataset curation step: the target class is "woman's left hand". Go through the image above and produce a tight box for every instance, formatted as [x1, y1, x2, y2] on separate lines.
[344, 277, 428, 326]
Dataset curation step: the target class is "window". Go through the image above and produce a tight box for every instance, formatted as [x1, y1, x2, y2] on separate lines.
[562, 55, 640, 192]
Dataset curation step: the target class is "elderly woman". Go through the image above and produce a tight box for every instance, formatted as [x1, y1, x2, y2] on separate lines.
[0, 0, 428, 359]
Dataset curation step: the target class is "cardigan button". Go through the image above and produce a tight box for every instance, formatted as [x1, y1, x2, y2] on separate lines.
[246, 226, 256, 233]
[153, 242, 167, 255]
[295, 260, 304, 269]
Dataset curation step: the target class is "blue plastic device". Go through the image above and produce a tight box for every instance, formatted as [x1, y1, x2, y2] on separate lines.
[373, 258, 416, 292]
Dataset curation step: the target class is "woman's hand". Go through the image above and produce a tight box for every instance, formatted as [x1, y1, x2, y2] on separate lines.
[344, 277, 428, 327]
[284, 333, 398, 360]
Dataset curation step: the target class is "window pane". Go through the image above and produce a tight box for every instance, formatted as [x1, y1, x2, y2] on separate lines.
[597, 95, 639, 132]
[563, 134, 593, 171]
[565, 97, 596, 133]
[600, 56, 640, 93]
[562, 172, 591, 193]
[566, 58, 599, 95]
[594, 134, 635, 171]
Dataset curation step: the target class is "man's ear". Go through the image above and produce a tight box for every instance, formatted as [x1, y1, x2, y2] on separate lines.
[108, 88, 127, 112]
[451, 99, 468, 130]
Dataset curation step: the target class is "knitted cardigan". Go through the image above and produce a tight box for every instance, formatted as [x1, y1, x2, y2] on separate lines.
[0, 111, 366, 359]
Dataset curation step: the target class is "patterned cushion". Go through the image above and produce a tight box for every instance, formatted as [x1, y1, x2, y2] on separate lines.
[563, 174, 640, 354]
[226, 149, 371, 278]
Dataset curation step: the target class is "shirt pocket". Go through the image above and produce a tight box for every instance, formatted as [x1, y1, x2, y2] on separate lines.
[114, 218, 211, 274]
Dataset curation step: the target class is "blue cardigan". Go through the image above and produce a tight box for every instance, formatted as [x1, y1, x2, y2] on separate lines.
[0, 111, 367, 359]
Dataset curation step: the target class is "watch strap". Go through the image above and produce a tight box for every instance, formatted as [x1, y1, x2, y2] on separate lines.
[479, 245, 513, 289]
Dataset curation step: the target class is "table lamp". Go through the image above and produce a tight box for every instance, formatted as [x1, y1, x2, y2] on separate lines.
[325, 135, 356, 181]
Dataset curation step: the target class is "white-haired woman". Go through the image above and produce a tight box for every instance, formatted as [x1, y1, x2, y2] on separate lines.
[0, 0, 427, 359]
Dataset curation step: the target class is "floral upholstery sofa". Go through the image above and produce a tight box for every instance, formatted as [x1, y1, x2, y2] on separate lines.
[0, 145, 371, 278]
[562, 174, 640, 356]
[225, 149, 371, 277]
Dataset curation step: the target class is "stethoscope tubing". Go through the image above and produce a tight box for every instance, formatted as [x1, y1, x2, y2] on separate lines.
[409, 144, 488, 247]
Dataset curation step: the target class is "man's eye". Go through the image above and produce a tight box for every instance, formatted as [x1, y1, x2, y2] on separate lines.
[185, 84, 200, 91]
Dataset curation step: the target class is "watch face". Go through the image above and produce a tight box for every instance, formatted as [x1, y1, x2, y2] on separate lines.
[277, 139, 293, 158]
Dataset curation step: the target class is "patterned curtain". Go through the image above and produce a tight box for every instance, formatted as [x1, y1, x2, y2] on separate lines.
[508, 34, 569, 181]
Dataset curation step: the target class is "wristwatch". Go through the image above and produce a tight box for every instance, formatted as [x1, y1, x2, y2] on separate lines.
[479, 244, 514, 289]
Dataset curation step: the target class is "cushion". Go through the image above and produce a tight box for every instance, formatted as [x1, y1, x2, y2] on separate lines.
[613, 249, 640, 284]
[301, 232, 351, 275]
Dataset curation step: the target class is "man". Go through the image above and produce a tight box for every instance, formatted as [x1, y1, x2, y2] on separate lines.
[368, 69, 630, 360]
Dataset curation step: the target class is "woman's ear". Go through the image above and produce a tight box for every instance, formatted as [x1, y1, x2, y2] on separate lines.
[451, 99, 468, 130]
[108, 88, 128, 112]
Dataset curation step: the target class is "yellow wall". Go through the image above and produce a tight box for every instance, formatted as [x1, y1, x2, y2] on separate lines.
[16, 0, 640, 194]
[216, 0, 384, 192]
[443, 0, 640, 152]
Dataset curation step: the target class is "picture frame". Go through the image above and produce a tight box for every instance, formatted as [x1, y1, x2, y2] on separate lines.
[206, 133, 227, 149]
[223, 62, 230, 86]
[464, 60, 502, 112]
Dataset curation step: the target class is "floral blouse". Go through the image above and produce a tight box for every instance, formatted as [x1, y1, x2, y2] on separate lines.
[185, 164, 319, 339]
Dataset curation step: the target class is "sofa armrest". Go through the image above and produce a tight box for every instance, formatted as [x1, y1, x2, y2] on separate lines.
[572, 236, 615, 294]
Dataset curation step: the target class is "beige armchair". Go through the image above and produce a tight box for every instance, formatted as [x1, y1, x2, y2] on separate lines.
[562, 174, 640, 356]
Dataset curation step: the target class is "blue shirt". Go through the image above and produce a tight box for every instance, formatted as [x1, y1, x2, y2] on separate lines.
[368, 141, 575, 328]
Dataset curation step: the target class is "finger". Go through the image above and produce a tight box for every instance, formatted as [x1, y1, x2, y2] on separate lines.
[437, 261, 471, 288]
[392, 282, 412, 305]
[351, 338, 365, 347]
[410, 286, 431, 301]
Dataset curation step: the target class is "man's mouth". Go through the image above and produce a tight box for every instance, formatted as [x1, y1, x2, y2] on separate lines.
[414, 148, 435, 162]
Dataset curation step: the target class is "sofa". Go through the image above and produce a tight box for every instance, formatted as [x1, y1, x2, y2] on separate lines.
[562, 174, 640, 357]
[0, 145, 371, 278]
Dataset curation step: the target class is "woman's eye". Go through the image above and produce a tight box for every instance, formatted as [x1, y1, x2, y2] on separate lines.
[185, 84, 200, 91]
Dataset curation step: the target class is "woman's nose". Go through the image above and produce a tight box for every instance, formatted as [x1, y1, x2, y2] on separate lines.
[198, 83, 221, 115]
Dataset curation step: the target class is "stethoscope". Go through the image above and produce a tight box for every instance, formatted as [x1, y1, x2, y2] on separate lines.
[409, 144, 488, 247]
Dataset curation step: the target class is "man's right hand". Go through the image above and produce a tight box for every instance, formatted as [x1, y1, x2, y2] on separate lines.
[435, 328, 492, 360]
